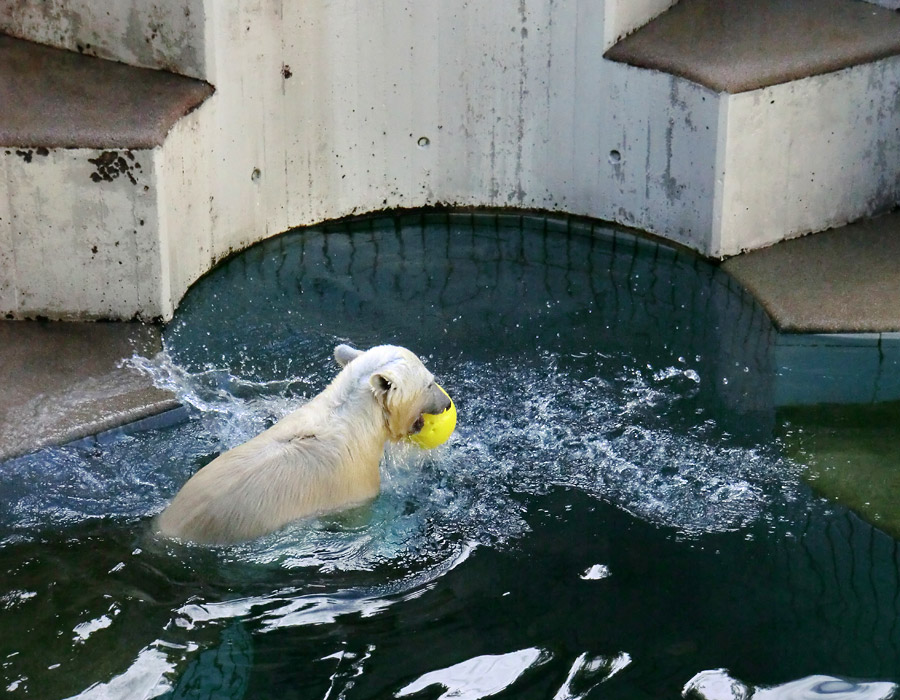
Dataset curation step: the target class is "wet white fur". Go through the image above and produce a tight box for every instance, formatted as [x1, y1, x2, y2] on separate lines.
[156, 344, 443, 544]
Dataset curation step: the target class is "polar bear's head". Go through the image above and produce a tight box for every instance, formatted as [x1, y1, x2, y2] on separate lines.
[334, 344, 452, 441]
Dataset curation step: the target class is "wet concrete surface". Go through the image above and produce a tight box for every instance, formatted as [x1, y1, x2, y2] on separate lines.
[0, 34, 213, 149]
[605, 0, 900, 93]
[723, 211, 900, 333]
[0, 320, 177, 461]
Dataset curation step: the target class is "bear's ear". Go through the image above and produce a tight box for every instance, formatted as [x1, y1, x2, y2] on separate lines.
[334, 344, 363, 367]
[370, 369, 408, 440]
[369, 371, 394, 399]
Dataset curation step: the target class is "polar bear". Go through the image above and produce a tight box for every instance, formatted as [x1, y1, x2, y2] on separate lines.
[156, 344, 451, 545]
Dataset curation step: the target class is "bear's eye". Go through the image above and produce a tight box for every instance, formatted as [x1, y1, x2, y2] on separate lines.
[411, 416, 425, 434]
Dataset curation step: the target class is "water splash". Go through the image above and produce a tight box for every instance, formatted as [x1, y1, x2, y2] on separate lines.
[0, 346, 796, 560]
[0, 343, 799, 698]
[125, 352, 311, 449]
[446, 353, 796, 537]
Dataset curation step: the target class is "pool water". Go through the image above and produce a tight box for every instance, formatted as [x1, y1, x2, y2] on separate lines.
[2, 212, 899, 699]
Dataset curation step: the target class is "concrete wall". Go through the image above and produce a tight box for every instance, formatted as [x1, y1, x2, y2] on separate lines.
[194, 0, 900, 264]
[17, 0, 691, 320]
[602, 68, 720, 251]
[0, 147, 161, 320]
[0, 0, 206, 79]
[715, 56, 900, 255]
[156, 101, 215, 315]
[195, 0, 716, 270]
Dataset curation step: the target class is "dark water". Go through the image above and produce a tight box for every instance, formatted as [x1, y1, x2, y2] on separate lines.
[1, 212, 898, 699]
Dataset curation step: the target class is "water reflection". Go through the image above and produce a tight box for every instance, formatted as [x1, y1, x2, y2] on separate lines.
[780, 402, 900, 538]
[70, 646, 177, 700]
[396, 647, 548, 699]
[684, 669, 897, 700]
[553, 652, 632, 700]
[394, 647, 633, 700]
[175, 544, 473, 633]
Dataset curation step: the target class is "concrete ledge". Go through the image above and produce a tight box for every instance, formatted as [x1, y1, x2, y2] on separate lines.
[605, 0, 900, 93]
[722, 211, 900, 333]
[0, 35, 215, 322]
[0, 34, 213, 149]
[0, 320, 178, 461]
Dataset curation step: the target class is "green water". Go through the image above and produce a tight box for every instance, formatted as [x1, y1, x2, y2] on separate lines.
[780, 402, 900, 539]
[2, 212, 898, 699]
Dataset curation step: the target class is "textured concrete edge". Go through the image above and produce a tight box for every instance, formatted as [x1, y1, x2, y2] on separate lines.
[719, 209, 900, 334]
[720, 261, 887, 336]
[721, 253, 900, 337]
[65, 403, 190, 451]
[0, 398, 185, 463]
[605, 42, 900, 95]
[719, 262, 794, 333]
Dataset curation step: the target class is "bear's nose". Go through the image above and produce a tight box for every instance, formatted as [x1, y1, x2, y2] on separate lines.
[429, 389, 451, 414]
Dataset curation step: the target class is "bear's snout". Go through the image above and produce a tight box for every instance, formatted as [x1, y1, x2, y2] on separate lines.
[425, 385, 452, 416]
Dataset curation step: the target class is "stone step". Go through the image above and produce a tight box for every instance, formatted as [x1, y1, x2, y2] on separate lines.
[0, 34, 212, 149]
[0, 320, 179, 461]
[606, 0, 900, 94]
[724, 210, 900, 407]
[723, 210, 900, 334]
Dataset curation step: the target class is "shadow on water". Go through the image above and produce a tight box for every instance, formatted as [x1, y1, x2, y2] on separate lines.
[1, 211, 899, 699]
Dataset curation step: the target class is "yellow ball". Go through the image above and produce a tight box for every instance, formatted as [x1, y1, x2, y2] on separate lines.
[408, 384, 457, 449]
